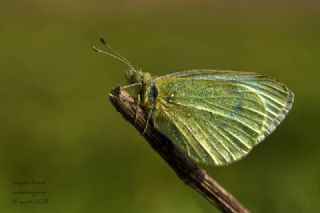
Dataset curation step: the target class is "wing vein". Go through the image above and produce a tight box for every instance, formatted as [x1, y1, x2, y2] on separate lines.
[172, 101, 262, 135]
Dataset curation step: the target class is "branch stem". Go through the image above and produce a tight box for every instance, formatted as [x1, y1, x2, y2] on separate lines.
[109, 86, 250, 213]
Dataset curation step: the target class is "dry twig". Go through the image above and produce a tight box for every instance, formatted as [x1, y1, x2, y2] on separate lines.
[109, 86, 250, 213]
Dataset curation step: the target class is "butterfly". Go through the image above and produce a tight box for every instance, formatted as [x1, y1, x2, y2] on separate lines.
[94, 39, 294, 166]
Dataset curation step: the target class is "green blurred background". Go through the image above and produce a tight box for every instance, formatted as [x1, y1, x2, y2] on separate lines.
[1, 0, 319, 212]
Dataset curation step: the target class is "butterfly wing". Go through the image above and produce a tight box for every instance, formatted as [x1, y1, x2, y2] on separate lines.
[151, 70, 294, 166]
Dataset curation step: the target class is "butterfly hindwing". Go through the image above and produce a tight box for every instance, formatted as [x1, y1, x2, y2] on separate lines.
[151, 70, 293, 166]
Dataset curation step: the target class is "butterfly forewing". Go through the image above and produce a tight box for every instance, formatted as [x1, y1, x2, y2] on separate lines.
[151, 70, 293, 166]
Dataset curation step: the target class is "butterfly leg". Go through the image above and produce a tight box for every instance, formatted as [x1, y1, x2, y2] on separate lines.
[122, 83, 143, 124]
[134, 94, 141, 124]
[142, 106, 154, 135]
[123, 83, 142, 90]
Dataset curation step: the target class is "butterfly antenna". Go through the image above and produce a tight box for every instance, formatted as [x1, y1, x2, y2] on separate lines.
[97, 38, 136, 72]
[93, 46, 129, 66]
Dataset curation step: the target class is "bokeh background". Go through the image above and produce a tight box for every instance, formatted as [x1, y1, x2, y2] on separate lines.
[1, 0, 319, 212]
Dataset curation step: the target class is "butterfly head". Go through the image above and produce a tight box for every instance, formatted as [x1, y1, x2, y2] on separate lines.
[125, 69, 152, 85]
